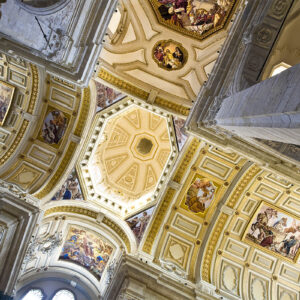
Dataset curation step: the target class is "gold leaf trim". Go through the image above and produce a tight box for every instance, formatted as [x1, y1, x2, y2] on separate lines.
[0, 120, 29, 165]
[44, 206, 97, 218]
[27, 64, 39, 114]
[98, 68, 148, 100]
[226, 164, 261, 208]
[202, 212, 228, 282]
[34, 141, 77, 198]
[44, 206, 131, 252]
[74, 87, 90, 137]
[155, 97, 190, 116]
[173, 138, 200, 183]
[143, 187, 176, 254]
[103, 217, 131, 252]
[98, 68, 190, 116]
[148, 0, 238, 40]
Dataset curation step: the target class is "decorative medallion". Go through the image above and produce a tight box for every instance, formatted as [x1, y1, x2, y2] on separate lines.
[0, 80, 15, 126]
[243, 202, 300, 262]
[183, 175, 216, 214]
[153, 40, 187, 70]
[39, 107, 68, 146]
[59, 226, 114, 279]
[149, 0, 237, 40]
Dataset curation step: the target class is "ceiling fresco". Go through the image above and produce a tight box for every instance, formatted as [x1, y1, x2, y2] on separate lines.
[149, 0, 237, 39]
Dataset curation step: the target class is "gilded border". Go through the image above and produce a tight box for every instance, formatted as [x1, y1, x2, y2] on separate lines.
[173, 138, 200, 183]
[202, 212, 228, 282]
[242, 201, 300, 263]
[44, 206, 131, 252]
[27, 64, 39, 114]
[98, 68, 190, 116]
[0, 120, 29, 165]
[226, 164, 261, 208]
[143, 187, 176, 254]
[74, 87, 90, 137]
[148, 0, 238, 40]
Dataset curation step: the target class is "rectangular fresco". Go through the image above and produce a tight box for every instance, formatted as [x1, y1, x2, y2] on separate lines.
[243, 202, 300, 262]
[59, 226, 113, 279]
[0, 81, 15, 126]
[51, 169, 84, 201]
[95, 81, 124, 112]
[181, 174, 217, 216]
[40, 107, 68, 145]
[126, 206, 155, 243]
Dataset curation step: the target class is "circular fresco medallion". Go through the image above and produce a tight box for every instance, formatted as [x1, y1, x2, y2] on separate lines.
[185, 177, 215, 213]
[153, 40, 187, 70]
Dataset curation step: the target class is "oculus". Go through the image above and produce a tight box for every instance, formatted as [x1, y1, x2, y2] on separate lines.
[149, 0, 236, 40]
[153, 40, 187, 70]
[243, 202, 300, 262]
[59, 226, 113, 279]
[0, 81, 15, 126]
[40, 108, 68, 145]
[183, 175, 216, 214]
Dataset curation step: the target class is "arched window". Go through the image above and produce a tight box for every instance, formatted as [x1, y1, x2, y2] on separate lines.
[52, 289, 75, 300]
[270, 62, 291, 77]
[22, 289, 43, 300]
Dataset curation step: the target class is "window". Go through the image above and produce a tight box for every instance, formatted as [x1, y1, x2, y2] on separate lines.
[52, 289, 75, 300]
[22, 289, 43, 300]
[270, 62, 291, 77]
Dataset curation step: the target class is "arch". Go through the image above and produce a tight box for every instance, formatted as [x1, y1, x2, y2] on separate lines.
[15, 0, 71, 15]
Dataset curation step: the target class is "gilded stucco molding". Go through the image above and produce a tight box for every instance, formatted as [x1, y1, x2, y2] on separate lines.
[201, 212, 228, 283]
[44, 206, 98, 218]
[143, 187, 176, 254]
[98, 68, 148, 100]
[226, 164, 261, 208]
[98, 68, 190, 116]
[173, 138, 200, 183]
[34, 141, 77, 199]
[102, 217, 131, 253]
[27, 64, 39, 114]
[44, 206, 131, 252]
[0, 120, 29, 166]
[154, 97, 190, 116]
[74, 87, 90, 137]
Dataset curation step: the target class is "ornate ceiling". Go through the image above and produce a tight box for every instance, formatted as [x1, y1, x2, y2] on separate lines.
[77, 98, 178, 218]
[96, 0, 240, 116]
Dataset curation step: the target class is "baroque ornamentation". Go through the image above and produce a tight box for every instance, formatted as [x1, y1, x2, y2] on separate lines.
[152, 40, 187, 71]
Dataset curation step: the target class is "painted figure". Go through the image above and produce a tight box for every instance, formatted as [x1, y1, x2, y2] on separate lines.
[246, 203, 300, 261]
[60, 227, 113, 279]
[185, 178, 215, 213]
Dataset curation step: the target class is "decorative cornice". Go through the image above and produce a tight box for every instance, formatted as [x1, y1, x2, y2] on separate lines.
[27, 64, 39, 114]
[44, 206, 97, 218]
[0, 120, 29, 165]
[74, 87, 90, 137]
[143, 187, 176, 254]
[98, 68, 190, 116]
[98, 68, 148, 100]
[34, 141, 77, 199]
[103, 217, 131, 253]
[154, 97, 190, 116]
[201, 212, 228, 283]
[226, 164, 261, 208]
[44, 206, 131, 252]
[173, 138, 200, 183]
